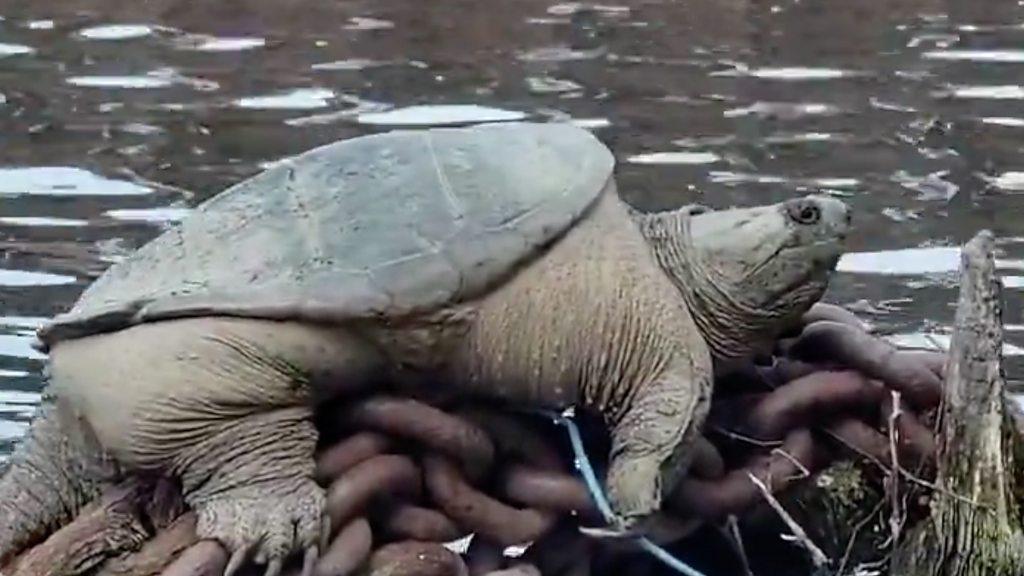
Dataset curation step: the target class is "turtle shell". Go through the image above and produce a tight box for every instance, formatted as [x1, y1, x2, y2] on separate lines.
[36, 121, 614, 349]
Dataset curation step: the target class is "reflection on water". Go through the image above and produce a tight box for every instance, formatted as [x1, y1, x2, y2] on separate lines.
[1, 0, 1024, 455]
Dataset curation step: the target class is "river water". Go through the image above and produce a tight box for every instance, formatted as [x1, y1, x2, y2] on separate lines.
[1, 0, 1023, 458]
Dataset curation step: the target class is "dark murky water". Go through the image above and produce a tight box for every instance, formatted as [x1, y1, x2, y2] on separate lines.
[2, 0, 1024, 457]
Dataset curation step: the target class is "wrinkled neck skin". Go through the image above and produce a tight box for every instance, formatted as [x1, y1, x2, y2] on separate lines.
[631, 209, 812, 366]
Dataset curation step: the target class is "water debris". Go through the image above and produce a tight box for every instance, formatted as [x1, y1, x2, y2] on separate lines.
[0, 167, 152, 196]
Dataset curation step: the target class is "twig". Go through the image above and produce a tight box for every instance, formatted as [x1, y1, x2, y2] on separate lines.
[747, 472, 830, 569]
[887, 391, 905, 554]
[818, 428, 983, 509]
[719, 515, 755, 576]
[709, 425, 785, 448]
[837, 498, 886, 576]
[771, 448, 811, 479]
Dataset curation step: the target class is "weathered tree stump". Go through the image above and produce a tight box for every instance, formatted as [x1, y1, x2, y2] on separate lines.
[892, 230, 1024, 575]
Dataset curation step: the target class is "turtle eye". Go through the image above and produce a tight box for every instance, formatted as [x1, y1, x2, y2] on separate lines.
[788, 201, 821, 225]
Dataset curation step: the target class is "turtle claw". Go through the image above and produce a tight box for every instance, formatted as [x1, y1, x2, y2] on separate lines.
[263, 559, 283, 576]
[578, 519, 643, 540]
[320, 516, 332, 552]
[224, 542, 255, 576]
[301, 546, 319, 576]
[195, 479, 326, 576]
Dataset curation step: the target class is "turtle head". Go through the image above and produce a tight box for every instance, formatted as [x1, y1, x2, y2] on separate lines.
[635, 195, 850, 362]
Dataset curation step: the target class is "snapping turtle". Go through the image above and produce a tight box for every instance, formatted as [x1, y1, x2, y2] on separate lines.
[0, 122, 849, 573]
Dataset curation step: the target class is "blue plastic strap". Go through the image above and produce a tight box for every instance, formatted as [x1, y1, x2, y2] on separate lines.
[535, 408, 710, 576]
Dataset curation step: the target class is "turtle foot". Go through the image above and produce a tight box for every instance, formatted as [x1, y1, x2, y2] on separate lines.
[196, 480, 327, 576]
[578, 522, 641, 540]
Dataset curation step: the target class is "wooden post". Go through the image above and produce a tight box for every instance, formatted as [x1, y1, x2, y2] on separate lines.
[893, 230, 1024, 575]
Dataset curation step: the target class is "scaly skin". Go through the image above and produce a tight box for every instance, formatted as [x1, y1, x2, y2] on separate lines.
[0, 396, 116, 565]
[0, 186, 849, 571]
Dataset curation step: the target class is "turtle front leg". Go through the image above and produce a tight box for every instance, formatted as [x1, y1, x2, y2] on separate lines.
[175, 406, 326, 575]
[600, 356, 713, 537]
[0, 396, 115, 563]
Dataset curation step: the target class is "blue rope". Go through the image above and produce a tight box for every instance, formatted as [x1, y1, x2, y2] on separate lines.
[535, 408, 710, 576]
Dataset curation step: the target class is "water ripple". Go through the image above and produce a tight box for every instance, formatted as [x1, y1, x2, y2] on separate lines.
[233, 88, 337, 110]
[0, 217, 89, 227]
[943, 85, 1024, 99]
[77, 24, 158, 40]
[0, 43, 35, 57]
[626, 151, 722, 165]
[923, 49, 1024, 62]
[356, 104, 527, 126]
[174, 35, 265, 52]
[711, 65, 865, 80]
[0, 167, 151, 197]
[0, 269, 77, 287]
